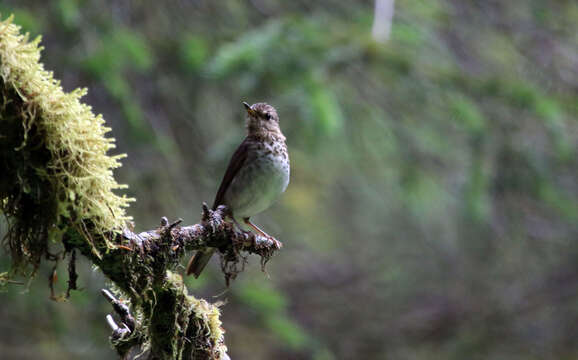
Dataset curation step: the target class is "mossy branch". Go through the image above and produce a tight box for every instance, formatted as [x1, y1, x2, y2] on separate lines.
[0, 16, 278, 359]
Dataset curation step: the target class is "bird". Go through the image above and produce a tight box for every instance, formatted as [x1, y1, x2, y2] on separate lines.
[186, 102, 290, 278]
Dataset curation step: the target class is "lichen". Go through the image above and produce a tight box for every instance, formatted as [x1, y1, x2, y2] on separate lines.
[168, 270, 228, 359]
[0, 15, 133, 273]
[187, 293, 228, 358]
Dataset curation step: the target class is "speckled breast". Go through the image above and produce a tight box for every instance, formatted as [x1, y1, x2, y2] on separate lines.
[224, 139, 290, 219]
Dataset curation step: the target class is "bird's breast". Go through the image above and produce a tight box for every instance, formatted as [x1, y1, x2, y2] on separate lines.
[224, 140, 289, 219]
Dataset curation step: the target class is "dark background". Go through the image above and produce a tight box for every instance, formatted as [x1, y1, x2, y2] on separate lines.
[0, 1, 577, 359]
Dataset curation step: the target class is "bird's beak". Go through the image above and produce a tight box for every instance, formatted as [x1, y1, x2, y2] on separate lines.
[243, 101, 256, 117]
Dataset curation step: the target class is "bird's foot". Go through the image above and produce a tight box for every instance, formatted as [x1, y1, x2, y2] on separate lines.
[243, 218, 283, 249]
[266, 235, 283, 249]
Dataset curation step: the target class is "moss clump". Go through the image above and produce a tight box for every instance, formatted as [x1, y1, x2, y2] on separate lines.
[169, 270, 228, 359]
[0, 15, 133, 273]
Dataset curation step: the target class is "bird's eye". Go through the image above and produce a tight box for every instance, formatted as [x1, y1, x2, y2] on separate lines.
[265, 113, 272, 120]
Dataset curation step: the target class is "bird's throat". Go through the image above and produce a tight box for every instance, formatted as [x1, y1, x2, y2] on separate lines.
[248, 128, 286, 143]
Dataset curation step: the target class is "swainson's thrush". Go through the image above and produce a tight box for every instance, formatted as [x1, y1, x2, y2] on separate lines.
[186, 102, 290, 278]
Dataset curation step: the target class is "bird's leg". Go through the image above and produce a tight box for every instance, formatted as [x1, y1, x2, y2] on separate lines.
[243, 218, 283, 249]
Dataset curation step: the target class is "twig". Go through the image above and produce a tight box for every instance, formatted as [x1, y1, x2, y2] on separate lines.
[101, 289, 136, 331]
[66, 250, 78, 298]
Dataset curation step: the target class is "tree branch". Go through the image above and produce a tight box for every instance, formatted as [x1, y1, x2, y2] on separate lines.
[61, 203, 280, 359]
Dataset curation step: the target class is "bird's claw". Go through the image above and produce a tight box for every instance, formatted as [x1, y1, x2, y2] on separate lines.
[266, 235, 283, 249]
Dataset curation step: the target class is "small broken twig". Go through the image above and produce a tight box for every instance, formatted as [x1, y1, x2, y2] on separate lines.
[101, 288, 136, 331]
[66, 250, 78, 298]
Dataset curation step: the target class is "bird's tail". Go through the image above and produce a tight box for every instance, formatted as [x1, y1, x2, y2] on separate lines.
[186, 248, 215, 278]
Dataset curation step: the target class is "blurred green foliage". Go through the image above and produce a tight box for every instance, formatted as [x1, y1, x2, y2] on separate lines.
[180, 34, 208, 72]
[81, 26, 154, 139]
[55, 0, 81, 29]
[1, 0, 577, 359]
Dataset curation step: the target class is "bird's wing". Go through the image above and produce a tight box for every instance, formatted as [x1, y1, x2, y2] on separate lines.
[212, 138, 250, 209]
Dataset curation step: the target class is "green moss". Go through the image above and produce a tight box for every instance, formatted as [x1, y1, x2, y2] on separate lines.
[183, 276, 228, 359]
[0, 16, 133, 272]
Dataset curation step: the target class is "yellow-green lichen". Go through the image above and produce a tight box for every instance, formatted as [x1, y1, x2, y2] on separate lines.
[188, 294, 228, 359]
[0, 15, 133, 271]
[167, 270, 228, 359]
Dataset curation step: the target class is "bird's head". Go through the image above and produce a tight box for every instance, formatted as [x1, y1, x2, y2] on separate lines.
[243, 102, 283, 139]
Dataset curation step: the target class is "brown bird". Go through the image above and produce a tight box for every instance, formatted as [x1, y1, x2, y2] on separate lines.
[186, 102, 290, 278]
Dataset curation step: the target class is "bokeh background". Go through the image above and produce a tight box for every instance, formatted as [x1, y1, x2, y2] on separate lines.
[1, 1, 577, 359]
